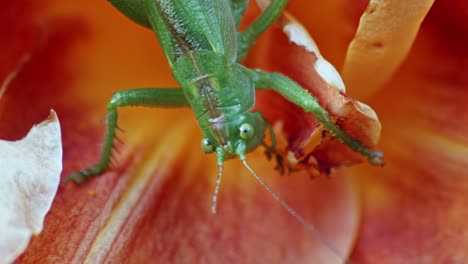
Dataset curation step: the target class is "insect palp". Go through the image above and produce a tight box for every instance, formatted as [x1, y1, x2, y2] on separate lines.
[239, 123, 254, 139]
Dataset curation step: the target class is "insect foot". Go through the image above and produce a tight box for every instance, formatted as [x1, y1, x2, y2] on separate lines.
[63, 167, 101, 184]
[367, 149, 385, 166]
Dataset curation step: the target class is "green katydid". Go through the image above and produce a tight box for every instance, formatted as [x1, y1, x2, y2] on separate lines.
[67, 0, 382, 261]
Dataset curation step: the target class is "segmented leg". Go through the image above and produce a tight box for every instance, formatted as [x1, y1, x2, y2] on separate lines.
[65, 88, 189, 184]
[237, 0, 289, 61]
[251, 69, 384, 165]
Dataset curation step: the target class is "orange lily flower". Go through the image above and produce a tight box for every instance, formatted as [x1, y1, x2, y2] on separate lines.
[1, 0, 467, 263]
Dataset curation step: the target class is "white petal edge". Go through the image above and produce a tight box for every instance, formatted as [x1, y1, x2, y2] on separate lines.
[255, 0, 346, 92]
[0, 110, 62, 264]
[282, 15, 346, 93]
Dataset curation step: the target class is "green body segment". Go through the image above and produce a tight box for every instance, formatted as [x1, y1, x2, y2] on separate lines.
[172, 51, 254, 128]
[172, 51, 266, 157]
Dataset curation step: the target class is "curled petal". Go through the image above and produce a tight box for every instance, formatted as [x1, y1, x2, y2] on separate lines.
[342, 0, 435, 99]
[351, 2, 468, 261]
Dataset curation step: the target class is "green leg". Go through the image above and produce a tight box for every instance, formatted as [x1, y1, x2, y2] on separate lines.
[65, 88, 189, 184]
[251, 70, 384, 166]
[237, 0, 289, 61]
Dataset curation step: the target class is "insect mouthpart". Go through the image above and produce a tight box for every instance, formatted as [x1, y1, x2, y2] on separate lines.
[219, 142, 240, 159]
[221, 143, 233, 154]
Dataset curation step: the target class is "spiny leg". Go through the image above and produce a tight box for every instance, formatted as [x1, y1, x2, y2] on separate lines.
[251, 69, 384, 165]
[65, 88, 189, 184]
[237, 0, 289, 61]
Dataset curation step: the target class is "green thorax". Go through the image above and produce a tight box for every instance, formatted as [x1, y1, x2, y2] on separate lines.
[172, 51, 255, 130]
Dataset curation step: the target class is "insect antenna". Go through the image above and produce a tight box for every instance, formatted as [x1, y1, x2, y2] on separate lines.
[240, 156, 353, 264]
[211, 162, 224, 214]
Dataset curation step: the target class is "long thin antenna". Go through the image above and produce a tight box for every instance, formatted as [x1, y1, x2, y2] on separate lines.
[211, 163, 224, 214]
[240, 156, 352, 264]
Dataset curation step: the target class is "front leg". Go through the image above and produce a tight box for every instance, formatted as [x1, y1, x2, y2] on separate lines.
[251, 69, 384, 166]
[65, 88, 189, 184]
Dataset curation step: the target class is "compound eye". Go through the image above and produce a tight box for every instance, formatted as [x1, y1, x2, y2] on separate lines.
[239, 123, 254, 140]
[201, 138, 215, 153]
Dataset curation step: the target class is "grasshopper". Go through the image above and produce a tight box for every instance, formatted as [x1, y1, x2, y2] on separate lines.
[67, 0, 382, 260]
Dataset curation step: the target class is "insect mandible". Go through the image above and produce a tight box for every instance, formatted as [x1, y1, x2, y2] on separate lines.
[66, 0, 382, 259]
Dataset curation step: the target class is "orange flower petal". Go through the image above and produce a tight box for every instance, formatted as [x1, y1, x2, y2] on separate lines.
[350, 1, 468, 261]
[21, 120, 360, 263]
[342, 0, 435, 99]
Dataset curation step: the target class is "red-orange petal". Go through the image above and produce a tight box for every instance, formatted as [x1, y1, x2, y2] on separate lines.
[342, 0, 435, 99]
[349, 1, 468, 261]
